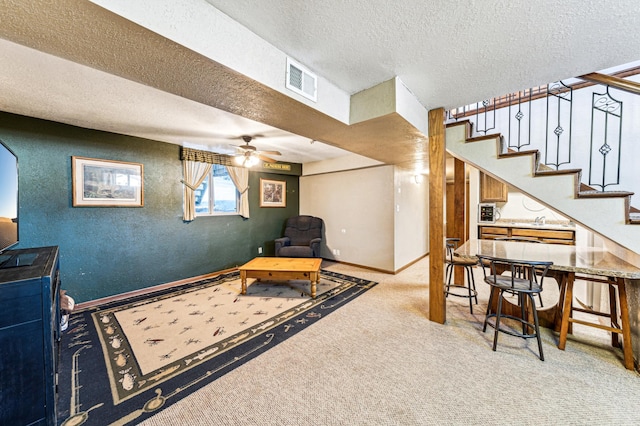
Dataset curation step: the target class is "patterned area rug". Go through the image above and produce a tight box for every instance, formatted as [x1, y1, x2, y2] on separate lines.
[56, 270, 377, 426]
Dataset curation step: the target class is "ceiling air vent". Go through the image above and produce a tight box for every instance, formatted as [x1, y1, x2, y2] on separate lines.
[286, 57, 317, 102]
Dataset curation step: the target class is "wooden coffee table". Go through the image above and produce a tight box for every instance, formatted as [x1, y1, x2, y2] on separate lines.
[238, 257, 322, 298]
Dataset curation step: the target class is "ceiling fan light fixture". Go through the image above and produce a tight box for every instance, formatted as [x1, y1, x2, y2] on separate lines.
[229, 134, 279, 167]
[246, 156, 259, 167]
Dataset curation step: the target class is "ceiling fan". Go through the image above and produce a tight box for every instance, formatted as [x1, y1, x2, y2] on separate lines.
[232, 135, 282, 167]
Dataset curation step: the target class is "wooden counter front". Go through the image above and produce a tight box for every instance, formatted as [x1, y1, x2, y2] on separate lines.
[479, 224, 576, 245]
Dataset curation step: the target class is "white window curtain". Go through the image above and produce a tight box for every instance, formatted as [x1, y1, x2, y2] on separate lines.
[182, 160, 212, 222]
[226, 165, 250, 218]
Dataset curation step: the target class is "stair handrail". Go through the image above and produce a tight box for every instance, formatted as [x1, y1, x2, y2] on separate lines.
[447, 66, 640, 121]
[579, 72, 640, 96]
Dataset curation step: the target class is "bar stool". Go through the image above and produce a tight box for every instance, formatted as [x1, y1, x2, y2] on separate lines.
[558, 274, 634, 370]
[494, 237, 545, 307]
[478, 254, 553, 361]
[444, 238, 478, 314]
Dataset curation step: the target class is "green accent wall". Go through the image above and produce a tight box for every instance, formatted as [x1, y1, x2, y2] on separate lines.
[0, 112, 299, 303]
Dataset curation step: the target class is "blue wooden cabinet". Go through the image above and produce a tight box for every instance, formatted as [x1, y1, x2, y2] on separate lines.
[0, 246, 60, 426]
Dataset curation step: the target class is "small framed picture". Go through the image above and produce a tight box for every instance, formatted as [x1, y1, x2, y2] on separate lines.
[260, 178, 286, 208]
[72, 156, 144, 207]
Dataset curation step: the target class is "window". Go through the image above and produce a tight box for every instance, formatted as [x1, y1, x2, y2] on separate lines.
[194, 165, 239, 215]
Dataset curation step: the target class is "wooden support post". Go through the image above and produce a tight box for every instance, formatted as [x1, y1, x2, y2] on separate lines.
[453, 157, 466, 285]
[429, 107, 446, 324]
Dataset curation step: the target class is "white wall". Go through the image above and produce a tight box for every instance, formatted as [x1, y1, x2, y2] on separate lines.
[300, 164, 429, 272]
[466, 163, 592, 245]
[394, 168, 429, 270]
[300, 166, 396, 271]
[499, 190, 592, 246]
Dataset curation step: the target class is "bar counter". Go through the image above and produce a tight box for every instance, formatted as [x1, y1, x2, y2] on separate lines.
[455, 238, 640, 279]
[455, 238, 640, 370]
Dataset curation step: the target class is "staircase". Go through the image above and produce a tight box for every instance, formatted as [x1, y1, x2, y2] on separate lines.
[446, 120, 640, 254]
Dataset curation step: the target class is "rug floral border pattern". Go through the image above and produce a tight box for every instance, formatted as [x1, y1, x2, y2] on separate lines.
[57, 270, 377, 426]
[93, 272, 357, 404]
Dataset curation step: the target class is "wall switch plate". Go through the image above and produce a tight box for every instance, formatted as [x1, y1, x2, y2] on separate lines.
[258, 247, 263, 254]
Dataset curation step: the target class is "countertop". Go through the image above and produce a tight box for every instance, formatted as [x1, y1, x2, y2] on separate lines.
[456, 238, 640, 279]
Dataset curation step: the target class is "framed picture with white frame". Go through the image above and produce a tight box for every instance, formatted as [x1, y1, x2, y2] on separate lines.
[72, 156, 144, 207]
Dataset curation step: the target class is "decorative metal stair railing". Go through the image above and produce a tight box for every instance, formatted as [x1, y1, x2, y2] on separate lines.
[445, 66, 640, 213]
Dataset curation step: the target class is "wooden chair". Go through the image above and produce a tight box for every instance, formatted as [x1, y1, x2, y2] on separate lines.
[477, 255, 553, 361]
[558, 274, 634, 370]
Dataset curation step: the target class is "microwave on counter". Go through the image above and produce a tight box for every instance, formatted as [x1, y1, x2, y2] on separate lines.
[478, 203, 498, 224]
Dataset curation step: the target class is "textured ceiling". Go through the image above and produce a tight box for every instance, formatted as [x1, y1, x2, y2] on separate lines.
[0, 0, 638, 171]
[206, 0, 640, 109]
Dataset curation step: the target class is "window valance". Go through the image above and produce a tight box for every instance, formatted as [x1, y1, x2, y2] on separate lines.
[180, 147, 233, 166]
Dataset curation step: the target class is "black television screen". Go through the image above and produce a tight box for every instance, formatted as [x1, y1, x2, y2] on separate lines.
[0, 139, 18, 253]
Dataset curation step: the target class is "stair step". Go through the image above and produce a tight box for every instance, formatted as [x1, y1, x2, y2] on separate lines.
[445, 120, 473, 138]
[580, 182, 593, 192]
[535, 168, 582, 177]
[498, 149, 538, 158]
[537, 163, 554, 171]
[467, 133, 501, 143]
[577, 190, 634, 198]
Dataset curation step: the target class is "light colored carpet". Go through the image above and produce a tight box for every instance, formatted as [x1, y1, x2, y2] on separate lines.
[141, 256, 640, 426]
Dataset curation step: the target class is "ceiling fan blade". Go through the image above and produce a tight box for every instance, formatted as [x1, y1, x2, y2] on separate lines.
[258, 154, 278, 163]
[259, 150, 281, 156]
